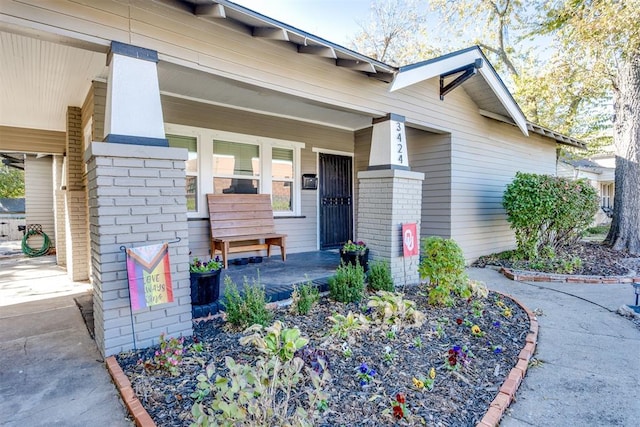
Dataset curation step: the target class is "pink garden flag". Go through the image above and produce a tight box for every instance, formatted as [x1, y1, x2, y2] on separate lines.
[126, 243, 174, 311]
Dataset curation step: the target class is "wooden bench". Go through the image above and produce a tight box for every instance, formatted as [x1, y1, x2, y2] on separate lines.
[207, 194, 287, 269]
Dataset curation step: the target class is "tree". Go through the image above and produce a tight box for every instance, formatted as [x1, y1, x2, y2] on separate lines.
[350, 0, 438, 66]
[541, 0, 640, 254]
[0, 165, 24, 198]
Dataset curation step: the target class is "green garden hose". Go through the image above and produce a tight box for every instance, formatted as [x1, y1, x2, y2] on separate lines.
[21, 228, 51, 257]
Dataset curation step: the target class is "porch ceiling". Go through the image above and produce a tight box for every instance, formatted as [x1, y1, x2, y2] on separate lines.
[0, 29, 372, 143]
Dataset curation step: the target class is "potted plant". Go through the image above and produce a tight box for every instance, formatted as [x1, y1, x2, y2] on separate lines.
[340, 240, 369, 272]
[189, 257, 223, 305]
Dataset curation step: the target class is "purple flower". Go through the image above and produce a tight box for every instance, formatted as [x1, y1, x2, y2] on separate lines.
[359, 363, 369, 374]
[493, 346, 503, 354]
[493, 321, 501, 328]
[360, 379, 368, 386]
[452, 345, 461, 353]
[369, 369, 376, 376]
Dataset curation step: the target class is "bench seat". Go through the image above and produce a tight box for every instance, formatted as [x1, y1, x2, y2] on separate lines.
[207, 194, 287, 269]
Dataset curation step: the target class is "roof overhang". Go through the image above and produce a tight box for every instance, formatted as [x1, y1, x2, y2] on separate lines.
[180, 0, 397, 82]
[391, 46, 529, 136]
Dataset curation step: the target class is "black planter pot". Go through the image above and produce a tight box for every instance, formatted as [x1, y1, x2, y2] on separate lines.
[339, 248, 369, 272]
[190, 270, 221, 305]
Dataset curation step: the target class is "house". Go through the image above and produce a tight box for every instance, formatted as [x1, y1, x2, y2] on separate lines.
[558, 154, 615, 225]
[0, 0, 583, 356]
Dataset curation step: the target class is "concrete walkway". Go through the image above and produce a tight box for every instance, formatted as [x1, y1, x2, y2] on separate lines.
[469, 267, 640, 427]
[0, 255, 132, 426]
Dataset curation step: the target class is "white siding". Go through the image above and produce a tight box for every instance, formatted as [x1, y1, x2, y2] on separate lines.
[24, 155, 55, 246]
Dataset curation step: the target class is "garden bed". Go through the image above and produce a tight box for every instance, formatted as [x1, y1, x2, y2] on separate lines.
[116, 285, 530, 426]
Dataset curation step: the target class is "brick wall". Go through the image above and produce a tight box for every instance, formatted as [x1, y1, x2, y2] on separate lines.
[85, 142, 192, 357]
[65, 107, 90, 280]
[357, 169, 424, 285]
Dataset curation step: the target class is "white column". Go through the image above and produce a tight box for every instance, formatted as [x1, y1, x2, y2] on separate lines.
[103, 41, 167, 146]
[368, 113, 409, 170]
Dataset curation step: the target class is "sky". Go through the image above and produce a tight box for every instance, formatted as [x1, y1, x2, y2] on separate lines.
[231, 0, 371, 46]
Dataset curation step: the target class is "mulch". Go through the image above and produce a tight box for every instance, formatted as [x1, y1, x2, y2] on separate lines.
[116, 286, 529, 426]
[473, 241, 640, 276]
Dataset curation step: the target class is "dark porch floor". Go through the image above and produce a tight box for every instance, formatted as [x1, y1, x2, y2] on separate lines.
[193, 250, 340, 318]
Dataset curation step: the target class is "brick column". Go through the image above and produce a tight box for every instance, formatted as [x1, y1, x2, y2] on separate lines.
[85, 142, 191, 357]
[52, 155, 67, 267]
[65, 106, 90, 280]
[357, 169, 424, 285]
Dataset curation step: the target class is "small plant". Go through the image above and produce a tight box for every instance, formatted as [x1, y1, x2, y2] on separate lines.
[341, 342, 353, 358]
[329, 262, 365, 303]
[446, 345, 472, 371]
[367, 260, 394, 292]
[342, 240, 367, 252]
[391, 393, 407, 420]
[290, 280, 320, 315]
[191, 341, 204, 353]
[189, 256, 222, 273]
[386, 328, 397, 340]
[222, 276, 273, 329]
[191, 355, 330, 426]
[412, 336, 423, 349]
[295, 346, 330, 373]
[503, 307, 513, 318]
[356, 362, 376, 386]
[413, 367, 436, 391]
[240, 320, 309, 362]
[382, 345, 397, 364]
[367, 291, 426, 329]
[327, 311, 369, 339]
[147, 333, 184, 376]
[470, 324, 484, 337]
[471, 300, 484, 317]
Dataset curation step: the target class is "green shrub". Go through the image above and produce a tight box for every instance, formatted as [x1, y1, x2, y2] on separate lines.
[328, 262, 365, 303]
[222, 276, 273, 329]
[290, 280, 320, 315]
[503, 172, 598, 259]
[327, 311, 369, 339]
[418, 237, 468, 306]
[367, 260, 394, 292]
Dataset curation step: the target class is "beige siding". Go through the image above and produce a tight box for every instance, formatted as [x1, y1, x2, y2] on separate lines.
[408, 130, 452, 239]
[24, 155, 55, 246]
[0, 126, 65, 154]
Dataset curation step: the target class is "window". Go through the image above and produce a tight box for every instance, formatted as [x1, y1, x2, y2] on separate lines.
[271, 148, 294, 212]
[165, 124, 304, 217]
[167, 134, 198, 212]
[213, 141, 260, 195]
[600, 183, 613, 208]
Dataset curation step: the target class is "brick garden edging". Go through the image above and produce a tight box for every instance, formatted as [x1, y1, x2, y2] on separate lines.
[106, 292, 540, 427]
[500, 267, 640, 284]
[476, 291, 539, 427]
[106, 356, 156, 427]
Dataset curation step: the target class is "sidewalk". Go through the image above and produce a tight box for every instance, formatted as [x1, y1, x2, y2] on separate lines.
[0, 255, 131, 426]
[468, 267, 640, 427]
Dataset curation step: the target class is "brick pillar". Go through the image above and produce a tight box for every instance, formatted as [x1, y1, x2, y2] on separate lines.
[65, 106, 90, 281]
[357, 169, 424, 285]
[85, 142, 191, 357]
[52, 155, 67, 267]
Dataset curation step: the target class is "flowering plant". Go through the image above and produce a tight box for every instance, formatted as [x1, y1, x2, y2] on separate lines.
[190, 256, 223, 273]
[446, 345, 472, 371]
[342, 240, 367, 252]
[149, 333, 184, 376]
[356, 362, 376, 386]
[470, 324, 484, 337]
[413, 367, 436, 391]
[391, 393, 407, 419]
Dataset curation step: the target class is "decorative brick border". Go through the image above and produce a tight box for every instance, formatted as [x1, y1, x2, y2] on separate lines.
[500, 267, 640, 284]
[106, 292, 540, 427]
[105, 356, 156, 427]
[476, 292, 539, 427]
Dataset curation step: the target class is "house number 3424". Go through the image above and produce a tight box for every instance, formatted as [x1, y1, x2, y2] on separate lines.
[394, 121, 407, 166]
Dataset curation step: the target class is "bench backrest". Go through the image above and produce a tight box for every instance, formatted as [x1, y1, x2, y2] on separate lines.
[207, 194, 277, 239]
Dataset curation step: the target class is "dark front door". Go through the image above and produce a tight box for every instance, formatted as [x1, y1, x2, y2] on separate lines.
[319, 153, 353, 249]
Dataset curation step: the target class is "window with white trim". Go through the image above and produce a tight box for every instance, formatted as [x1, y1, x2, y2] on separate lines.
[167, 134, 198, 212]
[164, 124, 303, 217]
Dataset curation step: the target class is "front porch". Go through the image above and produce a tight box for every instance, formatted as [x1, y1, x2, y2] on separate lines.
[194, 250, 340, 318]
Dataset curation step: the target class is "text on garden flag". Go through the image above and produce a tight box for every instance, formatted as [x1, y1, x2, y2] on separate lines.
[402, 223, 419, 257]
[126, 243, 174, 311]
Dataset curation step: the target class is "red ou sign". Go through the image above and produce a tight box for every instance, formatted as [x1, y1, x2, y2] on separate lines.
[402, 223, 418, 257]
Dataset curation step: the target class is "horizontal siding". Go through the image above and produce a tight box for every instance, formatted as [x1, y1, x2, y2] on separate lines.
[0, 126, 65, 154]
[408, 130, 452, 240]
[24, 155, 55, 246]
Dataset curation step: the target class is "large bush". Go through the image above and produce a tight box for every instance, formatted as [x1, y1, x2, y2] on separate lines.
[502, 172, 598, 259]
[418, 237, 470, 306]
